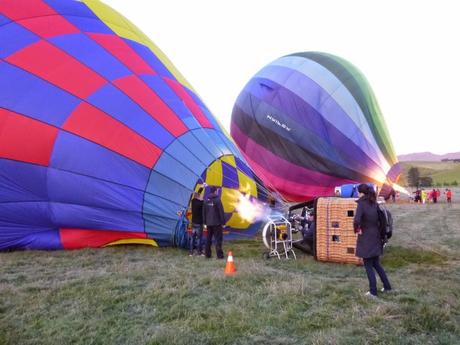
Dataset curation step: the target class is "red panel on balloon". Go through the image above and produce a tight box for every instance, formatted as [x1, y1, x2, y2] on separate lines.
[113, 75, 188, 137]
[164, 78, 213, 129]
[0, 108, 58, 166]
[63, 102, 161, 168]
[6, 40, 106, 99]
[60, 228, 148, 249]
[89, 33, 156, 75]
[0, 0, 79, 38]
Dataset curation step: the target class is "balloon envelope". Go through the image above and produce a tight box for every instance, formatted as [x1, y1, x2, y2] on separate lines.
[0, 0, 266, 250]
[231, 52, 400, 201]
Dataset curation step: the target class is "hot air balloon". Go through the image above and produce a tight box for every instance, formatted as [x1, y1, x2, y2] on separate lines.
[231, 52, 401, 202]
[0, 0, 268, 251]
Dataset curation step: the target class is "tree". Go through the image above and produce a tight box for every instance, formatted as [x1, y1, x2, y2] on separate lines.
[443, 181, 451, 187]
[452, 180, 458, 186]
[407, 167, 420, 187]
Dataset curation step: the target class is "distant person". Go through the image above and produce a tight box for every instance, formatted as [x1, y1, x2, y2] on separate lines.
[446, 189, 452, 204]
[421, 189, 427, 204]
[436, 189, 441, 200]
[354, 184, 392, 297]
[431, 188, 437, 203]
[203, 186, 226, 259]
[189, 188, 204, 256]
[414, 189, 421, 203]
[390, 188, 396, 203]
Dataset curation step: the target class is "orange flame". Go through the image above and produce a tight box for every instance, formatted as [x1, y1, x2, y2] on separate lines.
[232, 192, 271, 223]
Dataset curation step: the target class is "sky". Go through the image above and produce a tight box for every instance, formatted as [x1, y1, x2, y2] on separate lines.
[104, 0, 459, 155]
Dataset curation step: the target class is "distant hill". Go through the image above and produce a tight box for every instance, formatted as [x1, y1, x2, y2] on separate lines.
[399, 161, 460, 186]
[398, 152, 460, 162]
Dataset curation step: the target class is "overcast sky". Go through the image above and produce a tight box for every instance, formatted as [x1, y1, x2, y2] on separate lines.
[105, 0, 459, 155]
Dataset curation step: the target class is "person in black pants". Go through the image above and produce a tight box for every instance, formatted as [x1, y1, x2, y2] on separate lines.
[203, 186, 226, 259]
[354, 184, 392, 297]
[189, 188, 204, 256]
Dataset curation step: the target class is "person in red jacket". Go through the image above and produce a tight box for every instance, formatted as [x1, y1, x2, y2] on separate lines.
[446, 189, 452, 204]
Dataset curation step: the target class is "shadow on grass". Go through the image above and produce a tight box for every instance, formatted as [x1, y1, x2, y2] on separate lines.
[382, 245, 447, 269]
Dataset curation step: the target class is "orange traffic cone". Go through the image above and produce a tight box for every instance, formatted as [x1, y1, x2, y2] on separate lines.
[224, 251, 237, 276]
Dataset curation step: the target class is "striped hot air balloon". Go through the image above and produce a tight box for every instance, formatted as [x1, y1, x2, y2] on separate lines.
[0, 0, 268, 251]
[231, 52, 401, 202]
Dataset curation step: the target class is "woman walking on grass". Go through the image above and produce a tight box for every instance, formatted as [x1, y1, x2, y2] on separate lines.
[354, 184, 392, 297]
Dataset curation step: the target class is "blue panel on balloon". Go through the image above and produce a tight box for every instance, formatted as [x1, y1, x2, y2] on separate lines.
[0, 62, 79, 126]
[144, 171, 191, 207]
[0, 227, 62, 251]
[178, 131, 217, 167]
[50, 33, 131, 81]
[0, 22, 39, 58]
[204, 129, 232, 156]
[154, 154, 199, 190]
[0, 14, 10, 26]
[47, 168, 145, 213]
[87, 84, 174, 149]
[164, 140, 207, 176]
[144, 217, 179, 246]
[51, 202, 144, 231]
[235, 157, 254, 178]
[222, 162, 239, 189]
[0, 159, 49, 202]
[50, 132, 150, 190]
[126, 40, 176, 80]
[0, 202, 54, 228]
[44, 0, 100, 18]
[189, 128, 225, 159]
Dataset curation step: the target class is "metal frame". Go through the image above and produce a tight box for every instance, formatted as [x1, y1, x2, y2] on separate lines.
[262, 214, 296, 260]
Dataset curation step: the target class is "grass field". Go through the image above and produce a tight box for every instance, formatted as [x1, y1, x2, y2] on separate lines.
[1, 202, 459, 345]
[400, 161, 460, 186]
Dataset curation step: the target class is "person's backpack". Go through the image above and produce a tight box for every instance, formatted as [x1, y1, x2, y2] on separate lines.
[377, 205, 393, 243]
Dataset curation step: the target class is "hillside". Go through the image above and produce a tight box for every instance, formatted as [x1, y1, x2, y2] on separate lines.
[399, 161, 460, 186]
[398, 152, 460, 162]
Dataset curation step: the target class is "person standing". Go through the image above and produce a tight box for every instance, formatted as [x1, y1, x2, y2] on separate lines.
[431, 188, 437, 203]
[446, 189, 452, 204]
[354, 184, 392, 297]
[189, 189, 204, 256]
[421, 189, 427, 204]
[203, 186, 226, 259]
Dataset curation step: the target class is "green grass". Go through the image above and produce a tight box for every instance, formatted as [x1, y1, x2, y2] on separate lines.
[400, 161, 460, 185]
[1, 203, 460, 345]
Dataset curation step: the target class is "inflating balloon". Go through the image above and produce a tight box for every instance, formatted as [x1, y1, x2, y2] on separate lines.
[231, 52, 401, 201]
[0, 0, 268, 250]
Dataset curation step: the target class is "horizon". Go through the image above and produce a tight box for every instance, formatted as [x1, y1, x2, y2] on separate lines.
[104, 0, 459, 156]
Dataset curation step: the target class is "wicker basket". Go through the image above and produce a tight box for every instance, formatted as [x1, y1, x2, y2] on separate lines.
[315, 197, 363, 265]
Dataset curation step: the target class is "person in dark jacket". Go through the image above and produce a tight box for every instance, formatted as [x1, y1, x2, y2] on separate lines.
[189, 188, 204, 256]
[354, 184, 392, 297]
[203, 186, 226, 259]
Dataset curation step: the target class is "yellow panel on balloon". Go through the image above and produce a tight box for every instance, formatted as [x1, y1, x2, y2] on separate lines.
[237, 171, 257, 197]
[220, 155, 237, 168]
[220, 187, 238, 213]
[226, 212, 251, 229]
[205, 160, 223, 186]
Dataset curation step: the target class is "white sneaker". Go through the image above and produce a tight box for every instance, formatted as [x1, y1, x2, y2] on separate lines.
[365, 291, 378, 298]
[381, 288, 393, 293]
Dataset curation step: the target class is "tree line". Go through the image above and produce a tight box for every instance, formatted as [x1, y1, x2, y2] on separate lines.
[407, 167, 458, 187]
